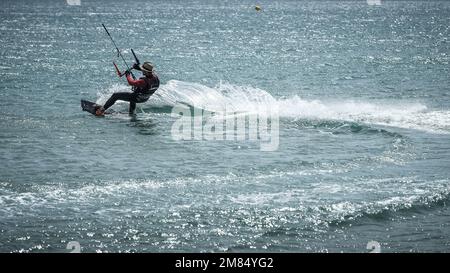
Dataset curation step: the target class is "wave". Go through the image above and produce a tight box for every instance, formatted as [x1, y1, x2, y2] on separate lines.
[2, 173, 449, 228]
[97, 80, 450, 134]
[286, 119, 405, 138]
[277, 97, 450, 134]
[230, 178, 450, 229]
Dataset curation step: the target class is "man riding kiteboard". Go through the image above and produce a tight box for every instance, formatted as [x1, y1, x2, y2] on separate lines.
[95, 61, 160, 116]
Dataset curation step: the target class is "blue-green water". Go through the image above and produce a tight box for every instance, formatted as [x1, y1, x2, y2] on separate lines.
[1, 0, 449, 252]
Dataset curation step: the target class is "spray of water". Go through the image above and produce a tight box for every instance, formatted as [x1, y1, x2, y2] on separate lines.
[98, 80, 450, 134]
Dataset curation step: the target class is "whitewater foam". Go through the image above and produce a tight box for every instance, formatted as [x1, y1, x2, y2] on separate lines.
[98, 80, 450, 134]
[278, 96, 450, 134]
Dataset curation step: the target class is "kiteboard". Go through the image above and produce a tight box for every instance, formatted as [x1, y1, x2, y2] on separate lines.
[81, 99, 103, 116]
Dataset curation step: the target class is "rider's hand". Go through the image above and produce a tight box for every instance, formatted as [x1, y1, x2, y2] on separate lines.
[132, 63, 140, 70]
[125, 70, 131, 76]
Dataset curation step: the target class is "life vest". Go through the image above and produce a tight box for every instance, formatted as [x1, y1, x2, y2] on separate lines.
[133, 74, 160, 95]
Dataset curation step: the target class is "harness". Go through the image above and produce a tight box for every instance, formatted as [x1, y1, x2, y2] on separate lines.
[133, 74, 160, 101]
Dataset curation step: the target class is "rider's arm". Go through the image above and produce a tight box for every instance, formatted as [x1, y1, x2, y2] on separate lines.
[126, 73, 146, 88]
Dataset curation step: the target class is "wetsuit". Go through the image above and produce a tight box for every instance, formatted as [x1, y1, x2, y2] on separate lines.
[103, 72, 160, 114]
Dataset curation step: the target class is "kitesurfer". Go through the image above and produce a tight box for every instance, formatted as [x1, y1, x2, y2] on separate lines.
[95, 62, 159, 116]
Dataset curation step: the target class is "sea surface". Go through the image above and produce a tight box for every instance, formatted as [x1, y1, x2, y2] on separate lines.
[0, 0, 449, 252]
